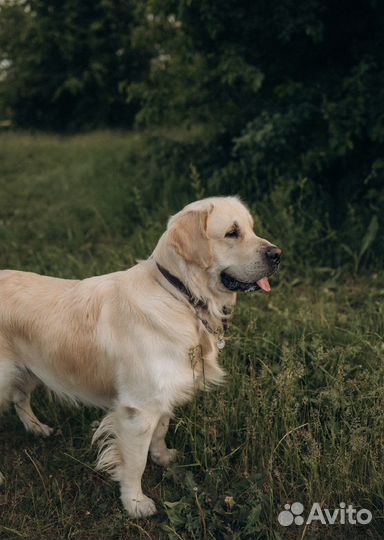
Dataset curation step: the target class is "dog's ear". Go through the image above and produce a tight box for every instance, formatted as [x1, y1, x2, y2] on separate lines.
[169, 206, 213, 269]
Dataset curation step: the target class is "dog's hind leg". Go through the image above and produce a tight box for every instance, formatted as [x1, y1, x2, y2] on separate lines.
[0, 358, 18, 412]
[12, 371, 53, 437]
[0, 357, 20, 484]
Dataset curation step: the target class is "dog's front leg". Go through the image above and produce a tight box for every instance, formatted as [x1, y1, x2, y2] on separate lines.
[116, 405, 159, 518]
[150, 414, 178, 467]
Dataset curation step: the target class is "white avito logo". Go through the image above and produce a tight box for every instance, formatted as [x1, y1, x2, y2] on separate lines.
[278, 502, 305, 526]
[278, 502, 372, 527]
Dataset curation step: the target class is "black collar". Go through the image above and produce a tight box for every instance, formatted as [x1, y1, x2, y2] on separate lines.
[156, 262, 208, 310]
[156, 262, 230, 336]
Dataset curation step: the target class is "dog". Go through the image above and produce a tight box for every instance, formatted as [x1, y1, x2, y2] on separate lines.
[0, 196, 281, 517]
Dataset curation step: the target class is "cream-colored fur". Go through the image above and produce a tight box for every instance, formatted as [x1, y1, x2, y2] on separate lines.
[0, 196, 279, 517]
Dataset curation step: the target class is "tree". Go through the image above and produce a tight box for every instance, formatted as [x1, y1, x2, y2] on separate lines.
[130, 0, 384, 219]
[0, 0, 146, 130]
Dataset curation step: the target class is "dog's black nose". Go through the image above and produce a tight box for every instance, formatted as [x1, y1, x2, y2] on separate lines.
[265, 246, 282, 265]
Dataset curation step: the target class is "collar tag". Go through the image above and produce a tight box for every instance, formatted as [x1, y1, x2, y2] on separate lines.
[216, 339, 226, 350]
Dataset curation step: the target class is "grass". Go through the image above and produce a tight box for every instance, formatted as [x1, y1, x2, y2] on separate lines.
[0, 131, 383, 539]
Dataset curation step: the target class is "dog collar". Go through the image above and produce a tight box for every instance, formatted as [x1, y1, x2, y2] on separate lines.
[156, 262, 228, 350]
[156, 262, 208, 310]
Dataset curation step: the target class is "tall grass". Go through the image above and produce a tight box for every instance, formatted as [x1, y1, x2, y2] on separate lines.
[0, 132, 383, 539]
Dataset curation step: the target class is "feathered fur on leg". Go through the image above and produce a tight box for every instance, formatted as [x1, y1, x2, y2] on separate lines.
[92, 411, 122, 481]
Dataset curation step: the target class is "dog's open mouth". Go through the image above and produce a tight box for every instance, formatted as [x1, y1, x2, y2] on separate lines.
[220, 272, 272, 293]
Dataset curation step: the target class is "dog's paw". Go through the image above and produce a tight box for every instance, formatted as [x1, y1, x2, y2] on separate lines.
[122, 494, 157, 518]
[151, 448, 178, 467]
[40, 423, 54, 437]
[30, 422, 54, 437]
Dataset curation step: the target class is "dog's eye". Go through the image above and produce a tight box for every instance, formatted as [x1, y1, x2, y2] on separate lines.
[225, 227, 240, 239]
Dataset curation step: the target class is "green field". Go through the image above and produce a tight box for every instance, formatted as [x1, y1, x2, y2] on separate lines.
[0, 133, 383, 539]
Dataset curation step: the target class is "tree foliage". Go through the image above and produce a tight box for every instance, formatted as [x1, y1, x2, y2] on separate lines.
[0, 0, 383, 266]
[130, 0, 384, 262]
[132, 1, 384, 189]
[0, 0, 146, 130]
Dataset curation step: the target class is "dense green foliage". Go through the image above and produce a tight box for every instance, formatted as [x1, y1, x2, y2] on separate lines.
[0, 0, 383, 269]
[0, 133, 383, 540]
[130, 0, 384, 269]
[0, 0, 145, 129]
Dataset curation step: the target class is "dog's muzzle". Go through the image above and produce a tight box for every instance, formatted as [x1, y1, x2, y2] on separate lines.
[221, 245, 282, 293]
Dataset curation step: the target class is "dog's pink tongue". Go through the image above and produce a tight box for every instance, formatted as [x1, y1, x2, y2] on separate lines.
[256, 277, 271, 292]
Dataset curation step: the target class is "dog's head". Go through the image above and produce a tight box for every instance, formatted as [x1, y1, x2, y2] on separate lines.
[163, 196, 281, 294]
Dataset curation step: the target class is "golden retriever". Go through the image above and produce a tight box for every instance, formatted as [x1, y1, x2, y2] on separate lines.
[0, 196, 281, 517]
